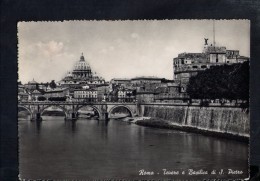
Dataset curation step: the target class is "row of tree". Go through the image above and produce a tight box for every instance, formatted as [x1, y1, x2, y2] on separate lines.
[38, 96, 66, 101]
[187, 62, 249, 101]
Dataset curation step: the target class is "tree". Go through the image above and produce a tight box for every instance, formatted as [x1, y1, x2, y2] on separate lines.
[187, 62, 249, 103]
[132, 89, 137, 96]
[48, 97, 66, 101]
[49, 80, 56, 89]
[38, 96, 46, 101]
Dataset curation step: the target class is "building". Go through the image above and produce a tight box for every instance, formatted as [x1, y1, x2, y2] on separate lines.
[136, 92, 154, 103]
[38, 83, 48, 91]
[57, 72, 81, 88]
[59, 53, 105, 87]
[131, 76, 162, 85]
[31, 89, 43, 101]
[154, 83, 189, 103]
[110, 78, 134, 91]
[117, 88, 135, 102]
[18, 92, 29, 102]
[24, 79, 38, 90]
[72, 53, 92, 79]
[44, 88, 70, 99]
[173, 40, 249, 91]
[108, 89, 118, 102]
[18, 84, 25, 93]
[74, 88, 98, 102]
[111, 78, 131, 85]
[18, 85, 29, 102]
[96, 85, 110, 102]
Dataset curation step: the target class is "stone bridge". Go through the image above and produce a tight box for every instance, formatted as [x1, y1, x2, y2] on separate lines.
[18, 101, 139, 121]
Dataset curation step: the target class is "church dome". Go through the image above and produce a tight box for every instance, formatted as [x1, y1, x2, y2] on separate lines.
[28, 79, 38, 84]
[72, 53, 93, 79]
[74, 62, 91, 70]
[73, 53, 91, 71]
[61, 52, 105, 84]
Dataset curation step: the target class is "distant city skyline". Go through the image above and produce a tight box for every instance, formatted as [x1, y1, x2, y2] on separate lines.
[18, 20, 250, 84]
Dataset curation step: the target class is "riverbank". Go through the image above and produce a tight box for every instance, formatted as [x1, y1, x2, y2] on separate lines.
[134, 118, 249, 142]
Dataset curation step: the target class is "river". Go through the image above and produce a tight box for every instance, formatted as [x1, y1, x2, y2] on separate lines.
[18, 116, 249, 180]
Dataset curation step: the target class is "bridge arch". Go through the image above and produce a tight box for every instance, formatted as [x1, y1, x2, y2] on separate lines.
[40, 105, 68, 118]
[108, 105, 134, 118]
[76, 105, 102, 118]
[18, 105, 33, 119]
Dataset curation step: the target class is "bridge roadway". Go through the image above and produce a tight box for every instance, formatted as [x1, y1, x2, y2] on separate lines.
[18, 101, 139, 121]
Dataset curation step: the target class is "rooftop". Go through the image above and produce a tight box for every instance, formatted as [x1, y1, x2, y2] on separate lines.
[111, 78, 131, 81]
[131, 76, 162, 80]
[177, 53, 206, 59]
[45, 87, 69, 93]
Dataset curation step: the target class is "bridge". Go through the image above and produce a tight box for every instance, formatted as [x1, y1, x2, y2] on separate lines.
[18, 100, 240, 121]
[18, 101, 139, 121]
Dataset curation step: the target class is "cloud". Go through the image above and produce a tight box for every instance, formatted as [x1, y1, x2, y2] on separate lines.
[109, 46, 114, 51]
[99, 46, 115, 54]
[36, 40, 64, 58]
[18, 40, 77, 83]
[131, 33, 139, 39]
[164, 46, 175, 52]
[100, 48, 107, 54]
[18, 20, 250, 83]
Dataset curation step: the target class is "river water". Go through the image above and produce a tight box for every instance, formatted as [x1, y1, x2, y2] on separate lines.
[19, 116, 249, 180]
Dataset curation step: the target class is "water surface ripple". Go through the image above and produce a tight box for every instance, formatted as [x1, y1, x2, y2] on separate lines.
[19, 116, 248, 180]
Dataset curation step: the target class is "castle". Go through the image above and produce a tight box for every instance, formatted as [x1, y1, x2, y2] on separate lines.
[173, 39, 249, 92]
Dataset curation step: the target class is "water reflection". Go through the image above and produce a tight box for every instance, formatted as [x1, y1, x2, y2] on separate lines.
[35, 120, 42, 133]
[64, 119, 77, 133]
[18, 116, 249, 180]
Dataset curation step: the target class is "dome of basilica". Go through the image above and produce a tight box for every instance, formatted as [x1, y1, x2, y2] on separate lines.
[72, 53, 93, 79]
[60, 53, 105, 85]
[73, 53, 91, 71]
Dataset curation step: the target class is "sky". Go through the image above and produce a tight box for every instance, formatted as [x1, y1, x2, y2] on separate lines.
[18, 20, 250, 84]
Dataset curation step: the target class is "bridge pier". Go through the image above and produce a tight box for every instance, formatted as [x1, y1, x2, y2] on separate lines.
[36, 113, 42, 121]
[31, 112, 42, 121]
[99, 112, 108, 121]
[65, 112, 78, 121]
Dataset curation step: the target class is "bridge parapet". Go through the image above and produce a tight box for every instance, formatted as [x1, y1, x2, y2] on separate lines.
[19, 101, 136, 105]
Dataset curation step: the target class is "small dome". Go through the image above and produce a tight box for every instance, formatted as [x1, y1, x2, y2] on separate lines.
[28, 79, 38, 84]
[66, 72, 73, 77]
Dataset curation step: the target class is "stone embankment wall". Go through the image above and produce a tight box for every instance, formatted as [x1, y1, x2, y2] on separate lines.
[139, 105, 249, 138]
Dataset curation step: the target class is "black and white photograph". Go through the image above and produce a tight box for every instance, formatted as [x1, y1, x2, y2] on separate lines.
[17, 20, 250, 180]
